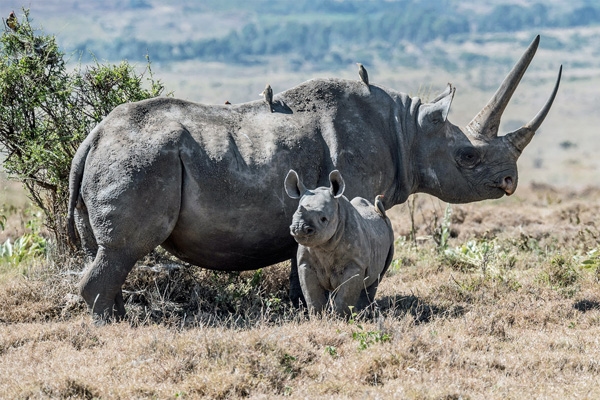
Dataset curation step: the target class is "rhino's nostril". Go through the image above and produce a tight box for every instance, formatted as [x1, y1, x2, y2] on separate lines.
[501, 176, 516, 195]
[304, 226, 315, 235]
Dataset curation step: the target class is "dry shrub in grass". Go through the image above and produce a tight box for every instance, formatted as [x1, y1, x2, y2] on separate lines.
[121, 252, 295, 327]
[37, 378, 98, 399]
[0, 257, 84, 323]
[541, 254, 580, 290]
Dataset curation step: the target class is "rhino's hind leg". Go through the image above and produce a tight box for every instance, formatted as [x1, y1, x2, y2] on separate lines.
[79, 245, 137, 320]
[75, 127, 184, 321]
[356, 246, 393, 312]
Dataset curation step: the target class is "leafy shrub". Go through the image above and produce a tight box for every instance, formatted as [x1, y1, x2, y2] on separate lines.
[443, 239, 496, 272]
[347, 306, 391, 350]
[433, 203, 452, 251]
[547, 255, 579, 287]
[0, 232, 46, 265]
[539, 255, 580, 297]
[0, 9, 167, 252]
[580, 248, 600, 273]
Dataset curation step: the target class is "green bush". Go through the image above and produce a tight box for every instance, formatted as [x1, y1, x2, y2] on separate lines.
[546, 255, 579, 288]
[0, 9, 167, 252]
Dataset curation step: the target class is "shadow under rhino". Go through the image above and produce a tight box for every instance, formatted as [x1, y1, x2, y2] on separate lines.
[375, 294, 466, 323]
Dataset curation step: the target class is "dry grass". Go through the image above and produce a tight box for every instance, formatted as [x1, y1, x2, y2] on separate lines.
[0, 183, 599, 399]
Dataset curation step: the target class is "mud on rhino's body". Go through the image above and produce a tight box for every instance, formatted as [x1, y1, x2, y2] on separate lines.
[68, 36, 561, 318]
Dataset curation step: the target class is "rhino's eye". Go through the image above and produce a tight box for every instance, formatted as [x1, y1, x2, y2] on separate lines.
[320, 216, 328, 223]
[456, 147, 480, 168]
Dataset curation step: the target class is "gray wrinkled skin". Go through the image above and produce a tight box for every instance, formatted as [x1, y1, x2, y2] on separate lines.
[67, 36, 561, 318]
[285, 170, 394, 316]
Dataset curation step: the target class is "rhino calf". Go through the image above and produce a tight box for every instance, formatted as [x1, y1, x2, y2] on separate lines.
[284, 169, 395, 316]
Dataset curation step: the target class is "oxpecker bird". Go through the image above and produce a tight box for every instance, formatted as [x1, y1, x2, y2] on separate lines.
[7, 11, 18, 31]
[357, 63, 369, 88]
[260, 84, 273, 112]
[374, 195, 386, 218]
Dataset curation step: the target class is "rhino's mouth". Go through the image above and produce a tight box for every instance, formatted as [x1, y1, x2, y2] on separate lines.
[291, 232, 314, 244]
[290, 230, 321, 247]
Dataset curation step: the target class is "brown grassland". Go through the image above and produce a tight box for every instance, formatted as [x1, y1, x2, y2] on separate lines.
[1, 4, 599, 397]
[0, 182, 599, 399]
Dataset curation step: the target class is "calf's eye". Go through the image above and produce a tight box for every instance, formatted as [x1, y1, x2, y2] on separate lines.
[320, 216, 328, 223]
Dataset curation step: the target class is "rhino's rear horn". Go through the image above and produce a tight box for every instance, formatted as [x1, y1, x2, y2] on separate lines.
[504, 65, 562, 154]
[466, 35, 540, 139]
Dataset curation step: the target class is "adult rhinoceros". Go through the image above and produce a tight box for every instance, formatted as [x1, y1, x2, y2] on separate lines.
[68, 36, 561, 318]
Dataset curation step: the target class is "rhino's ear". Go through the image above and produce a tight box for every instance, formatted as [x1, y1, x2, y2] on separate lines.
[328, 170, 345, 198]
[431, 83, 453, 103]
[284, 169, 307, 199]
[417, 85, 455, 135]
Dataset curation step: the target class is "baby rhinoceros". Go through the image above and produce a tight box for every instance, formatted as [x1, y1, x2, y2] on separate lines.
[284, 169, 395, 316]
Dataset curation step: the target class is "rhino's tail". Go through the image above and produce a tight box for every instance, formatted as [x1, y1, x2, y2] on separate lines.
[66, 131, 95, 248]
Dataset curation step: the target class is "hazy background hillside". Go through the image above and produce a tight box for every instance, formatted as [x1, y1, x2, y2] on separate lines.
[3, 0, 599, 189]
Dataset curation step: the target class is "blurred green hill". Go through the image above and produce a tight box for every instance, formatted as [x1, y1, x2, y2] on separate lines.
[1, 0, 599, 187]
[5, 0, 598, 70]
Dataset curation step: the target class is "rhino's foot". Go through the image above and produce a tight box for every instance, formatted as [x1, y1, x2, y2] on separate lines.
[289, 286, 306, 309]
[79, 246, 134, 322]
[82, 289, 126, 324]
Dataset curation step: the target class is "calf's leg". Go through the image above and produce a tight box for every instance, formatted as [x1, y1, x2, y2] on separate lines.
[356, 278, 381, 312]
[332, 264, 365, 317]
[298, 262, 328, 313]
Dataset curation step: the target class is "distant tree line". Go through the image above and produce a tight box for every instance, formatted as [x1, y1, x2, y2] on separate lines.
[76, 1, 600, 66]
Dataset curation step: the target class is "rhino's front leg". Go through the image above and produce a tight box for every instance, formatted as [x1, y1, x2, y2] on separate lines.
[298, 261, 328, 314]
[289, 257, 306, 307]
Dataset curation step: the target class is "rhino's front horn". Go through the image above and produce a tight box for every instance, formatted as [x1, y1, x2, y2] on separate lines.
[504, 65, 562, 154]
[466, 35, 541, 139]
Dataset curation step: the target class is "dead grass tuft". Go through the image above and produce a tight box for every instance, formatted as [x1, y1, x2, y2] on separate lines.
[40, 378, 98, 400]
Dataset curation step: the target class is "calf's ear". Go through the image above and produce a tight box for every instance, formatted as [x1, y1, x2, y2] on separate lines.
[284, 169, 307, 199]
[417, 85, 455, 135]
[328, 170, 345, 198]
